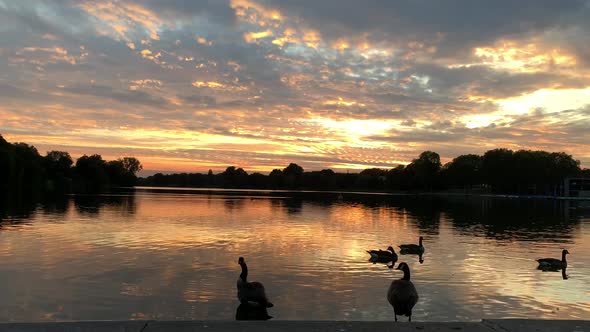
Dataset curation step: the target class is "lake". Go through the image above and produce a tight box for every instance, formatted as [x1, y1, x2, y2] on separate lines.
[0, 188, 589, 322]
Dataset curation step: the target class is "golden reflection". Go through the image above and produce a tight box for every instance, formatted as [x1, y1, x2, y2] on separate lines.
[1, 194, 589, 321]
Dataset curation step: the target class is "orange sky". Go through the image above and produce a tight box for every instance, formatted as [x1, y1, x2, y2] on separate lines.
[1, 0, 589, 175]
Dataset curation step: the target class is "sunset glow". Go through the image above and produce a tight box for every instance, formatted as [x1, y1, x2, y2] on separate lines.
[1, 1, 589, 174]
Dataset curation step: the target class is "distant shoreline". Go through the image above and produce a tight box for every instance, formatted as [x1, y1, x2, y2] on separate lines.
[131, 186, 590, 201]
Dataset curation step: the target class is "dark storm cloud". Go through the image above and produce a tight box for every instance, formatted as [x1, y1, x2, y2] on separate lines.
[139, 0, 237, 25]
[179, 94, 217, 107]
[399, 63, 590, 98]
[260, 0, 590, 56]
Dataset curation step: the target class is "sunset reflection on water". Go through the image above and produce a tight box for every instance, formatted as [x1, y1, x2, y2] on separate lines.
[0, 190, 589, 321]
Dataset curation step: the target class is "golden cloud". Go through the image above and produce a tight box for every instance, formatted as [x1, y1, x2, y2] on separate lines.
[192, 81, 225, 89]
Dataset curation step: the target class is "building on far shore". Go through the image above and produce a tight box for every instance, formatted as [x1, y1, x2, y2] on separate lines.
[563, 178, 590, 197]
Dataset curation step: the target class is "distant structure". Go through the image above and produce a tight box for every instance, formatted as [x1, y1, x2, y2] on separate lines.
[563, 178, 590, 197]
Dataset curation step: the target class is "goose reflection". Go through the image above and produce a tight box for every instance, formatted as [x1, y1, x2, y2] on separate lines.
[537, 267, 568, 280]
[367, 257, 397, 269]
[537, 267, 569, 280]
[235, 303, 273, 320]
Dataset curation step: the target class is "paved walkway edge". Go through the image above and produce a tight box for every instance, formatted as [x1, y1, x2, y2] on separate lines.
[0, 319, 588, 332]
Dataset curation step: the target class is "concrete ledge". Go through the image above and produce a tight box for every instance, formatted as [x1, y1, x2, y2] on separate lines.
[483, 319, 590, 332]
[0, 320, 587, 332]
[143, 320, 492, 332]
[0, 321, 149, 332]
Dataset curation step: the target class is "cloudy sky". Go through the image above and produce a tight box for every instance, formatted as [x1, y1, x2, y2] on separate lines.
[1, 0, 589, 174]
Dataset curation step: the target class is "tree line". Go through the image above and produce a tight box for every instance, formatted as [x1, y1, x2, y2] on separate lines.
[0, 134, 142, 199]
[140, 150, 589, 195]
[2, 134, 589, 197]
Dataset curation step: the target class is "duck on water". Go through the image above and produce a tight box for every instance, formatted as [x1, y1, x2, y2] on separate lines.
[367, 246, 398, 262]
[537, 249, 569, 271]
[237, 257, 273, 308]
[399, 236, 425, 255]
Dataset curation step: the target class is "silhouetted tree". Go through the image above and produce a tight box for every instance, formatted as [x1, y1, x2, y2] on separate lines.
[442, 154, 482, 190]
[75, 154, 109, 192]
[283, 163, 304, 188]
[45, 151, 73, 173]
[387, 165, 407, 190]
[106, 157, 143, 187]
[12, 143, 46, 197]
[283, 163, 303, 177]
[356, 168, 387, 190]
[0, 135, 14, 198]
[1, 135, 144, 195]
[406, 151, 441, 191]
[481, 148, 514, 193]
[268, 168, 283, 188]
[221, 166, 248, 187]
[4, 135, 583, 196]
[44, 151, 73, 192]
[248, 172, 268, 188]
[0, 138, 45, 198]
[120, 157, 142, 174]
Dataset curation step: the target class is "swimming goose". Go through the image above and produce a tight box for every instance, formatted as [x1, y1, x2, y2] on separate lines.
[387, 262, 419, 322]
[399, 236, 424, 254]
[367, 246, 398, 262]
[537, 249, 569, 270]
[237, 257, 273, 307]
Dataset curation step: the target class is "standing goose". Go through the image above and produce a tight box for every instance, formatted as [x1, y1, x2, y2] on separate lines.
[387, 262, 419, 322]
[399, 236, 424, 255]
[235, 303, 273, 320]
[537, 249, 569, 270]
[367, 246, 398, 262]
[237, 257, 273, 307]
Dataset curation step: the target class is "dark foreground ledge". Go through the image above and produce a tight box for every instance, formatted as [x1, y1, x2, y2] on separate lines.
[0, 320, 588, 332]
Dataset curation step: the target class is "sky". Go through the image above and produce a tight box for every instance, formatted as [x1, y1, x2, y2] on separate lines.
[1, 0, 589, 175]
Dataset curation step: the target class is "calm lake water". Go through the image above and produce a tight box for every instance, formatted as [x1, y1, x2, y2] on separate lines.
[1, 188, 589, 322]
